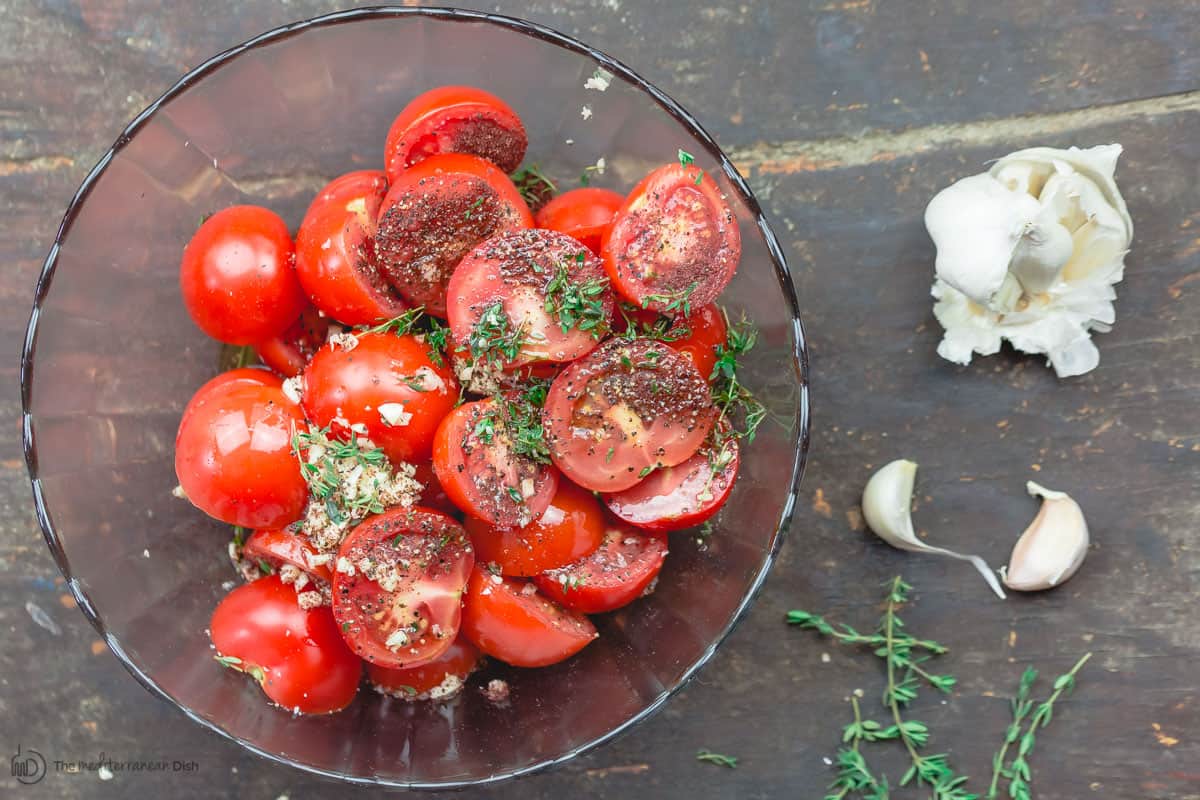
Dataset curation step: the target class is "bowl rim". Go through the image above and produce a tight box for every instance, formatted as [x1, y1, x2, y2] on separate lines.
[20, 5, 811, 790]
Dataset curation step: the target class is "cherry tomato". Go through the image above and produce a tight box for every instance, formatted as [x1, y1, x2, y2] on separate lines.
[432, 398, 559, 528]
[242, 528, 334, 583]
[175, 382, 307, 529]
[447, 228, 614, 369]
[294, 170, 409, 326]
[254, 305, 331, 378]
[301, 331, 458, 465]
[542, 337, 717, 492]
[181, 367, 280, 423]
[180, 205, 306, 344]
[534, 524, 668, 614]
[210, 575, 361, 714]
[534, 188, 624, 255]
[613, 303, 728, 380]
[461, 567, 596, 667]
[384, 85, 527, 181]
[332, 507, 474, 669]
[601, 163, 741, 314]
[465, 480, 605, 576]
[412, 460, 460, 518]
[604, 435, 738, 532]
[366, 636, 481, 698]
[374, 154, 533, 316]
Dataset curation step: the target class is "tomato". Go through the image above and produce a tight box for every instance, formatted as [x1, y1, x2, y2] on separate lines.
[294, 170, 409, 326]
[465, 480, 605, 576]
[542, 337, 718, 492]
[412, 460, 460, 518]
[534, 188, 624, 255]
[242, 528, 334, 583]
[181, 367, 280, 423]
[301, 331, 458, 465]
[601, 163, 741, 314]
[374, 154, 533, 316]
[446, 228, 614, 369]
[210, 575, 361, 714]
[534, 524, 668, 614]
[604, 435, 738, 532]
[461, 567, 596, 667]
[175, 382, 307, 529]
[366, 636, 481, 698]
[614, 303, 727, 380]
[384, 85, 527, 181]
[180, 205, 306, 344]
[254, 305, 331, 378]
[432, 398, 559, 528]
[332, 507, 474, 669]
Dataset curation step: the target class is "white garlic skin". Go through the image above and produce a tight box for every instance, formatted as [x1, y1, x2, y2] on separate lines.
[1003, 481, 1090, 591]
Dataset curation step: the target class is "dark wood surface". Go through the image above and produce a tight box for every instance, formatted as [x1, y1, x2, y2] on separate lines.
[3, 1, 1198, 798]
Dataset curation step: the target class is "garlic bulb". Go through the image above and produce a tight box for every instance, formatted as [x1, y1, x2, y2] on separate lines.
[925, 144, 1132, 378]
[861, 459, 1006, 599]
[1002, 481, 1089, 591]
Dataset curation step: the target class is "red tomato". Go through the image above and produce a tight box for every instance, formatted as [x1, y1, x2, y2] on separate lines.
[332, 507, 474, 669]
[366, 636, 481, 698]
[534, 524, 668, 614]
[432, 398, 559, 528]
[175, 382, 307, 529]
[604, 435, 739, 532]
[210, 575, 361, 714]
[461, 567, 596, 667]
[374, 154, 533, 316]
[181, 367, 280, 423]
[465, 480, 605, 576]
[601, 163, 741, 314]
[384, 85, 527, 181]
[534, 188, 624, 255]
[180, 205, 306, 344]
[294, 170, 409, 326]
[254, 305, 331, 378]
[243, 528, 334, 583]
[301, 331, 458, 465]
[542, 338, 718, 492]
[446, 228, 614, 369]
[411, 460, 460, 518]
[613, 303, 728, 380]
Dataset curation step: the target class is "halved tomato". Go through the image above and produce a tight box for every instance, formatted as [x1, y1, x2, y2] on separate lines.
[254, 305, 331, 378]
[331, 507, 474, 669]
[374, 154, 533, 316]
[446, 228, 614, 369]
[432, 398, 559, 528]
[542, 337, 718, 492]
[601, 163, 741, 314]
[465, 479, 605, 576]
[384, 86, 527, 181]
[242, 528, 333, 583]
[367, 636, 481, 699]
[614, 302, 728, 380]
[604, 435, 738, 532]
[412, 460, 461, 518]
[461, 567, 596, 667]
[534, 523, 668, 614]
[534, 187, 624, 255]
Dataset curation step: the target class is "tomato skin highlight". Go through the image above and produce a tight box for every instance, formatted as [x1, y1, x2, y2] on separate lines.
[181, 205, 306, 344]
[243, 528, 334, 583]
[534, 188, 624, 255]
[366, 636, 481, 697]
[666, 304, 727, 381]
[210, 575, 361, 714]
[604, 436, 739, 532]
[465, 479, 605, 576]
[461, 567, 597, 667]
[254, 305, 332, 378]
[181, 367, 280, 424]
[384, 85, 528, 181]
[174, 382, 307, 529]
[535, 524, 668, 614]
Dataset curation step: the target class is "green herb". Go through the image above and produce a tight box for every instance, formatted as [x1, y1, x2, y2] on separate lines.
[257, 559, 274, 576]
[466, 301, 527, 366]
[710, 310, 767, 451]
[826, 696, 891, 800]
[606, 447, 615, 463]
[361, 307, 426, 336]
[397, 685, 418, 697]
[473, 415, 497, 444]
[199, 211, 215, 228]
[498, 389, 551, 465]
[615, 302, 692, 343]
[641, 281, 698, 316]
[214, 654, 266, 684]
[342, 622, 351, 632]
[511, 163, 557, 208]
[214, 655, 242, 668]
[424, 317, 450, 366]
[579, 159, 605, 187]
[558, 573, 586, 592]
[219, 343, 259, 371]
[543, 261, 610, 337]
[506, 485, 523, 503]
[678, 149, 696, 168]
[638, 465, 656, 478]
[401, 375, 428, 392]
[464, 196, 486, 219]
[231, 526, 248, 551]
[696, 750, 737, 769]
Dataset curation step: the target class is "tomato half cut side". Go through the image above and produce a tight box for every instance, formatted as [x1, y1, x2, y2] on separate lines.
[243, 528, 334, 583]
[384, 85, 528, 181]
[601, 163, 741, 314]
[461, 567, 597, 667]
[465, 479, 605, 576]
[613, 302, 728, 380]
[542, 337, 718, 492]
[446, 228, 614, 369]
[367, 636, 481, 699]
[534, 523, 668, 614]
[432, 398, 559, 528]
[374, 153, 533, 316]
[604, 435, 739, 532]
[534, 187, 625, 255]
[332, 507, 474, 669]
[254, 304, 332, 378]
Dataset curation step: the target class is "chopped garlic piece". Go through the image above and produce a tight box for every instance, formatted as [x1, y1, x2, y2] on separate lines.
[378, 402, 413, 427]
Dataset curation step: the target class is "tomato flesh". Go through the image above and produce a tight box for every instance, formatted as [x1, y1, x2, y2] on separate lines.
[254, 305, 331, 378]
[534, 187, 625, 255]
[604, 435, 739, 532]
[367, 636, 481, 698]
[534, 524, 668, 614]
[243, 528, 334, 583]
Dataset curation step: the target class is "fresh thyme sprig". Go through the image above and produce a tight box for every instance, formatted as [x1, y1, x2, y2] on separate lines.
[543, 255, 610, 337]
[696, 750, 738, 769]
[356, 306, 451, 367]
[360, 307, 425, 336]
[615, 302, 692, 343]
[986, 667, 1038, 800]
[710, 311, 768, 454]
[826, 696, 891, 800]
[466, 301, 528, 366]
[510, 163, 557, 209]
[642, 281, 698, 316]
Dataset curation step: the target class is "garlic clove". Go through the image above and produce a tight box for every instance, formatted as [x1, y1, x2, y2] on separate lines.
[1003, 481, 1090, 591]
[861, 460, 1007, 599]
[1008, 208, 1075, 295]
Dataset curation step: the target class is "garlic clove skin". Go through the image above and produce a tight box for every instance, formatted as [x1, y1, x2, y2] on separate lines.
[1003, 481, 1090, 592]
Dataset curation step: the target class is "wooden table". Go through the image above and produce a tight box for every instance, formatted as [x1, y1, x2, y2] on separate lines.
[3, 2, 1198, 798]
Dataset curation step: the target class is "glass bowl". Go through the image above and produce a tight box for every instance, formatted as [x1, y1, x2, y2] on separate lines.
[20, 7, 809, 789]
